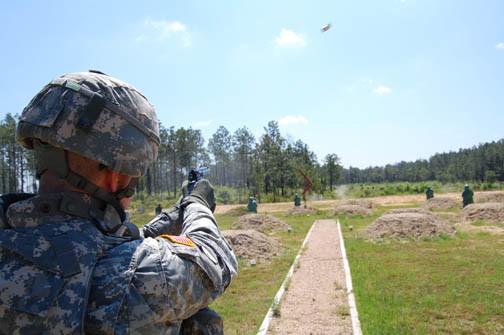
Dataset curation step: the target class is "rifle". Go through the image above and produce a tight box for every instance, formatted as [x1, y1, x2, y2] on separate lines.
[187, 166, 211, 195]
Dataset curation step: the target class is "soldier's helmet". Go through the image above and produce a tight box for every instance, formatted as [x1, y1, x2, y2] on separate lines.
[16, 70, 160, 177]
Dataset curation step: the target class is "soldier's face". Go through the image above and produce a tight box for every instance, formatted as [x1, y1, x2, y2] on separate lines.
[121, 197, 132, 209]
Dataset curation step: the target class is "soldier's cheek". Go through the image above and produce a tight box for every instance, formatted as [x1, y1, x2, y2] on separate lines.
[121, 197, 132, 210]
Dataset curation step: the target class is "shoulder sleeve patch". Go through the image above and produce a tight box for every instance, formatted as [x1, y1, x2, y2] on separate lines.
[159, 234, 196, 247]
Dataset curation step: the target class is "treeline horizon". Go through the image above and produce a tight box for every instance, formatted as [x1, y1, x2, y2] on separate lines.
[341, 139, 504, 185]
[1, 113, 503, 203]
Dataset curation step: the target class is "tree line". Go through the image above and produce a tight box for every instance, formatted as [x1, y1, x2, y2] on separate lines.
[1, 113, 502, 202]
[0, 114, 342, 202]
[340, 139, 504, 185]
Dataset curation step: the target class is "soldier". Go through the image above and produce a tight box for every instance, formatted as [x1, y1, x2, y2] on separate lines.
[0, 70, 237, 334]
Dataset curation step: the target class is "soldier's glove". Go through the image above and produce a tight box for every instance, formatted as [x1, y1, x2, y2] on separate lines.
[143, 191, 187, 238]
[142, 203, 184, 237]
[181, 179, 216, 212]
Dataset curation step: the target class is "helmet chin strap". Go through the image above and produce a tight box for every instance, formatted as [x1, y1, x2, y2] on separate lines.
[33, 140, 134, 224]
[112, 177, 138, 200]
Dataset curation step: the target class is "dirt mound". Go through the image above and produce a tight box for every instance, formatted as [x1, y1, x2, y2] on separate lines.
[342, 199, 376, 209]
[285, 206, 317, 215]
[385, 208, 430, 215]
[223, 206, 249, 216]
[231, 214, 289, 233]
[222, 229, 281, 261]
[330, 205, 372, 216]
[475, 191, 504, 203]
[362, 211, 455, 241]
[422, 197, 460, 210]
[461, 202, 504, 224]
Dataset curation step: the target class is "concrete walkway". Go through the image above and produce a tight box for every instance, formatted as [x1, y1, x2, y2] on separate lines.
[259, 219, 361, 335]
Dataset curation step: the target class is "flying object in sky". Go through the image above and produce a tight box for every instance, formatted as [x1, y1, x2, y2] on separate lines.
[320, 23, 331, 32]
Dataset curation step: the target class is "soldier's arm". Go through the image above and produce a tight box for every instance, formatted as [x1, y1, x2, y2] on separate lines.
[142, 201, 184, 237]
[134, 202, 237, 323]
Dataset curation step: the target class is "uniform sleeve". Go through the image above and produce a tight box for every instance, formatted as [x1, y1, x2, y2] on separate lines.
[132, 203, 238, 323]
[180, 203, 238, 289]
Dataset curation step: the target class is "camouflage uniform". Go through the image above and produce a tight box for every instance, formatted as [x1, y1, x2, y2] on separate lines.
[0, 191, 237, 334]
[0, 71, 237, 334]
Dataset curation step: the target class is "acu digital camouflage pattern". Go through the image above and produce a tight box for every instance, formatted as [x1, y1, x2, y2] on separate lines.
[16, 71, 160, 177]
[0, 192, 238, 334]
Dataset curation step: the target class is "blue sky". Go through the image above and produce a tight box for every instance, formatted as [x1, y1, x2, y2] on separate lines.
[1, 0, 503, 168]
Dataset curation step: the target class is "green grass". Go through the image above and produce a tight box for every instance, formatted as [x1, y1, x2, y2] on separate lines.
[129, 200, 504, 334]
[345, 181, 504, 199]
[341, 213, 504, 335]
[471, 220, 504, 228]
[213, 214, 236, 230]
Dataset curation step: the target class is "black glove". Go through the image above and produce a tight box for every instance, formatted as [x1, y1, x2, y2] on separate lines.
[181, 179, 216, 212]
[142, 204, 184, 237]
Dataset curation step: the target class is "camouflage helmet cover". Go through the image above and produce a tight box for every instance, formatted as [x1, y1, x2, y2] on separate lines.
[16, 71, 160, 177]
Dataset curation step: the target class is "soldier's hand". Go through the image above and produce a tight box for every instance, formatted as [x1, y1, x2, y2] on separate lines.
[181, 179, 216, 212]
[181, 180, 190, 198]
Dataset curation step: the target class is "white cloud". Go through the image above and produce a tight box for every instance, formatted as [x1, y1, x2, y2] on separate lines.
[373, 86, 392, 95]
[136, 17, 191, 47]
[495, 42, 504, 50]
[275, 28, 306, 48]
[278, 115, 309, 126]
[192, 120, 212, 129]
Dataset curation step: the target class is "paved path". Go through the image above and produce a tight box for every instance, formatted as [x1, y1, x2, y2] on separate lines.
[260, 219, 359, 335]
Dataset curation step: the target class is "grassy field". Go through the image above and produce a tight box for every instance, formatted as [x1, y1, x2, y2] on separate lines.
[130, 201, 504, 334]
[340, 209, 504, 335]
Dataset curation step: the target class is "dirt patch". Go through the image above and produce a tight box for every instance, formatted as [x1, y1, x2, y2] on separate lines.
[285, 206, 317, 215]
[213, 192, 467, 214]
[223, 206, 249, 216]
[475, 191, 504, 203]
[369, 194, 426, 206]
[422, 197, 460, 210]
[331, 205, 372, 216]
[221, 229, 281, 262]
[362, 209, 456, 241]
[342, 198, 377, 209]
[456, 222, 504, 235]
[461, 202, 504, 224]
[384, 208, 430, 215]
[231, 214, 290, 233]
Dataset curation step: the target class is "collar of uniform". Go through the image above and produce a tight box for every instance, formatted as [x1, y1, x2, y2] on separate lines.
[5, 192, 109, 228]
[0, 193, 36, 228]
